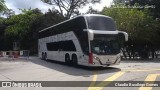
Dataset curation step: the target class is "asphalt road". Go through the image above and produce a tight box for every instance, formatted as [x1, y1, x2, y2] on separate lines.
[0, 57, 160, 90]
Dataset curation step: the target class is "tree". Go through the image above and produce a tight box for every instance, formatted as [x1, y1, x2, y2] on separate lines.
[113, 0, 160, 18]
[86, 6, 100, 14]
[0, 17, 7, 50]
[30, 8, 65, 31]
[4, 8, 43, 51]
[3, 9, 15, 18]
[0, 16, 4, 22]
[0, 0, 7, 13]
[2, 8, 65, 54]
[149, 0, 160, 18]
[102, 4, 160, 59]
[28, 9, 65, 54]
[113, 0, 125, 4]
[0, 0, 14, 18]
[41, 0, 101, 19]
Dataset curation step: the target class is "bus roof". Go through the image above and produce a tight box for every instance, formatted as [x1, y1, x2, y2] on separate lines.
[39, 14, 112, 32]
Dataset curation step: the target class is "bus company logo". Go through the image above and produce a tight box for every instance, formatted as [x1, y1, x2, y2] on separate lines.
[2, 82, 11, 87]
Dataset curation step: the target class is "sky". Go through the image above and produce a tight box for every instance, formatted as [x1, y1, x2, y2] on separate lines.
[4, 0, 113, 14]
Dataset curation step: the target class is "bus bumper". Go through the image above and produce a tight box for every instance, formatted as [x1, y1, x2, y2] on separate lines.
[88, 56, 121, 67]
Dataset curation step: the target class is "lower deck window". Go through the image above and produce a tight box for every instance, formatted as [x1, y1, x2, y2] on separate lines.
[47, 40, 76, 51]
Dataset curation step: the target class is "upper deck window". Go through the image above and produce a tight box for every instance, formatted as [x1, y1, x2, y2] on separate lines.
[86, 16, 116, 31]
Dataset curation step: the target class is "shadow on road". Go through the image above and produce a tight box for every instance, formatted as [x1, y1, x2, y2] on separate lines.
[121, 59, 160, 63]
[28, 57, 121, 76]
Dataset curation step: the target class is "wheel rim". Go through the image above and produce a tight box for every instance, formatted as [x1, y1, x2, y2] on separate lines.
[44, 54, 47, 60]
[72, 56, 77, 65]
[42, 53, 44, 60]
[65, 55, 70, 64]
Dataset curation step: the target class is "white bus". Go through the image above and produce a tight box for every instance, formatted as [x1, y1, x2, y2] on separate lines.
[38, 14, 128, 67]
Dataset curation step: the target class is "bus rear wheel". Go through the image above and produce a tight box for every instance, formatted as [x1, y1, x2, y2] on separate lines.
[42, 52, 47, 60]
[65, 54, 70, 65]
[42, 53, 45, 60]
[44, 53, 47, 60]
[72, 54, 78, 66]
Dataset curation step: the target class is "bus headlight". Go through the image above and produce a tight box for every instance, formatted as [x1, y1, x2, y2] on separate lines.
[93, 56, 100, 61]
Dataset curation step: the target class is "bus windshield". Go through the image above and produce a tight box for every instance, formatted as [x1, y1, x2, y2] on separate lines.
[86, 16, 116, 31]
[91, 34, 120, 55]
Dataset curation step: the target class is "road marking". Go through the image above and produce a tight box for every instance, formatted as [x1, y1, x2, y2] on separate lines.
[89, 71, 98, 87]
[139, 74, 160, 90]
[122, 68, 160, 72]
[88, 71, 125, 90]
[88, 68, 160, 90]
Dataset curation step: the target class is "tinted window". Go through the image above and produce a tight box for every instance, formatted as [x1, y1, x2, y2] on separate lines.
[73, 17, 89, 54]
[47, 40, 76, 51]
[39, 17, 87, 39]
[91, 34, 120, 55]
[39, 16, 89, 55]
[86, 16, 116, 31]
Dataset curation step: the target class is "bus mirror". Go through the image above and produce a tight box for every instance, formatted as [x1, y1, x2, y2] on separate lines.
[83, 29, 88, 31]
[90, 34, 94, 40]
[118, 33, 125, 41]
[118, 32, 128, 41]
[88, 30, 94, 40]
[118, 32, 128, 47]
[83, 29, 94, 40]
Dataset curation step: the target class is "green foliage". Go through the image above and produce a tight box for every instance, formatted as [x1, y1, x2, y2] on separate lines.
[86, 6, 100, 14]
[2, 9, 43, 51]
[150, 0, 160, 18]
[102, 4, 159, 44]
[5, 10, 42, 40]
[0, 0, 7, 12]
[3, 9, 15, 18]
[41, 0, 101, 19]
[113, 0, 124, 4]
[102, 4, 160, 59]
[0, 16, 7, 50]
[113, 0, 160, 18]
[30, 9, 65, 31]
[28, 9, 65, 53]
[0, 16, 4, 23]
[0, 8, 65, 53]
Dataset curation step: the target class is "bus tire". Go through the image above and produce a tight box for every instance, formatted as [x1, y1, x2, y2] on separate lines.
[44, 52, 47, 60]
[65, 54, 70, 65]
[42, 52, 44, 60]
[72, 54, 78, 66]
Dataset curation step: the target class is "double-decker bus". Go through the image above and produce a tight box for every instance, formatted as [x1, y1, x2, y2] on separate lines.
[38, 14, 128, 67]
